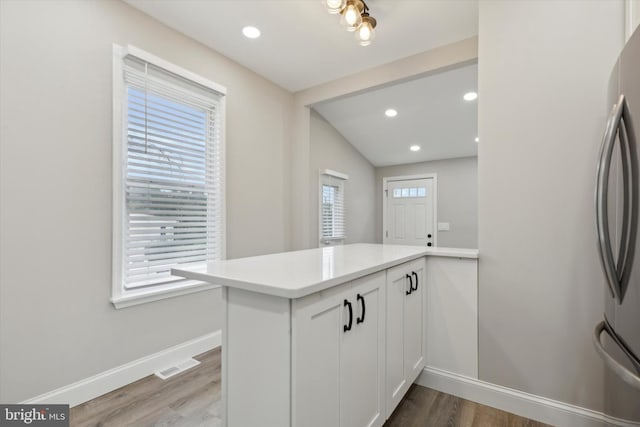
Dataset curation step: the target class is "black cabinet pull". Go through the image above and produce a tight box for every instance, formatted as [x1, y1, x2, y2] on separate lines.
[427, 242, 432, 247]
[356, 293, 365, 324]
[343, 299, 353, 332]
[405, 274, 413, 295]
[412, 271, 419, 291]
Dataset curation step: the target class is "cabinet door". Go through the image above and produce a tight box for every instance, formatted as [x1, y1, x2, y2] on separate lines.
[385, 263, 411, 412]
[340, 272, 385, 427]
[292, 284, 349, 427]
[385, 258, 426, 415]
[404, 259, 425, 383]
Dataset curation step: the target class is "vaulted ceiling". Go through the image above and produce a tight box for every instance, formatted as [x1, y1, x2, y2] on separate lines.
[124, 0, 479, 165]
[313, 63, 478, 166]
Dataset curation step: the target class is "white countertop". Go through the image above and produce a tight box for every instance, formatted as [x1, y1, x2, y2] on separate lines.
[172, 243, 478, 299]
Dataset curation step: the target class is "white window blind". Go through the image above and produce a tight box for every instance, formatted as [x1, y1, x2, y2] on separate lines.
[119, 54, 224, 290]
[320, 172, 347, 242]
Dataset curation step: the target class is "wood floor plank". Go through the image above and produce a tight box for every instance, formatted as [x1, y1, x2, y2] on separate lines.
[456, 399, 479, 427]
[70, 347, 551, 427]
[385, 384, 554, 427]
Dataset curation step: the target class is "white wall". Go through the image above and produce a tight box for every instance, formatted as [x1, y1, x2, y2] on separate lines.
[0, 0, 293, 402]
[310, 111, 376, 245]
[478, 0, 623, 412]
[626, 0, 640, 38]
[375, 157, 478, 249]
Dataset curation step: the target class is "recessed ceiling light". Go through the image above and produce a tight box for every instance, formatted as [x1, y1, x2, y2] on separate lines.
[385, 109, 398, 117]
[410, 145, 421, 152]
[475, 137, 479, 143]
[242, 26, 261, 39]
[463, 92, 478, 101]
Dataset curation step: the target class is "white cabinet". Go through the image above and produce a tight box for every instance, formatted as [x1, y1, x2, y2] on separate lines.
[293, 271, 386, 427]
[175, 245, 478, 427]
[385, 258, 426, 414]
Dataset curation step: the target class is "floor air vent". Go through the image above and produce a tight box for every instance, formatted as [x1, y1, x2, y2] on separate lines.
[155, 358, 200, 380]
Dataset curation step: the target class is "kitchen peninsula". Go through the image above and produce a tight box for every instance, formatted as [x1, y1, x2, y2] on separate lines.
[173, 243, 479, 427]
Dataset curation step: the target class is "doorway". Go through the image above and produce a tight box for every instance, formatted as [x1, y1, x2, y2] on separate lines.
[383, 175, 437, 247]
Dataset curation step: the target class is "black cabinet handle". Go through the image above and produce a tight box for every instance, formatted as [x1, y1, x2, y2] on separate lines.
[412, 271, 419, 291]
[356, 293, 365, 324]
[406, 274, 413, 295]
[343, 299, 353, 332]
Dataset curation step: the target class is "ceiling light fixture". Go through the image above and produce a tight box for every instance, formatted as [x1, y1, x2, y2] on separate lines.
[463, 91, 478, 101]
[325, 0, 377, 46]
[385, 109, 398, 118]
[475, 137, 479, 143]
[410, 145, 421, 152]
[242, 26, 261, 39]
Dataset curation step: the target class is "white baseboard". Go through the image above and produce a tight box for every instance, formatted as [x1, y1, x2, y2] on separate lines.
[21, 331, 221, 408]
[416, 366, 640, 427]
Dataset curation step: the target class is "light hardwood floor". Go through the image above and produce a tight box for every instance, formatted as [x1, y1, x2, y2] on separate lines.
[70, 349, 221, 427]
[70, 348, 551, 427]
[384, 384, 551, 427]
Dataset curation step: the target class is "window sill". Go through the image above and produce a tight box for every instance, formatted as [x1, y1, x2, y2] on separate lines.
[111, 281, 220, 309]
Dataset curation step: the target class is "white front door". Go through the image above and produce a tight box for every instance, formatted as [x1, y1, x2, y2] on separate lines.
[384, 177, 435, 246]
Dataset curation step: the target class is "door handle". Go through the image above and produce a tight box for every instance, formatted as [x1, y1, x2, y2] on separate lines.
[412, 271, 419, 291]
[343, 299, 353, 332]
[595, 95, 625, 303]
[356, 293, 365, 324]
[593, 320, 640, 390]
[616, 104, 638, 301]
[595, 94, 639, 304]
[405, 274, 413, 295]
[616, 120, 638, 302]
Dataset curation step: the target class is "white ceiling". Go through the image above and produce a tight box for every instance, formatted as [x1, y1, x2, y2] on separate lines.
[123, 0, 478, 92]
[124, 0, 478, 166]
[313, 63, 478, 166]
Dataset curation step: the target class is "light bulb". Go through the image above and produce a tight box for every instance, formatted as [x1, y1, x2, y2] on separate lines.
[357, 23, 371, 41]
[340, 1, 363, 32]
[355, 15, 376, 46]
[326, 0, 346, 14]
[344, 5, 358, 25]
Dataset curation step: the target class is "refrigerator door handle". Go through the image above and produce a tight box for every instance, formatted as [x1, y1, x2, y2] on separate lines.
[596, 96, 625, 303]
[593, 320, 640, 391]
[617, 100, 639, 301]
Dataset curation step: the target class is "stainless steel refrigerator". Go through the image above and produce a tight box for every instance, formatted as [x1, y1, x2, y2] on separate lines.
[594, 26, 640, 422]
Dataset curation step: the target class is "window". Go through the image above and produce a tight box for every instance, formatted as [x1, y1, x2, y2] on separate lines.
[319, 170, 348, 244]
[112, 45, 226, 308]
[392, 186, 427, 198]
